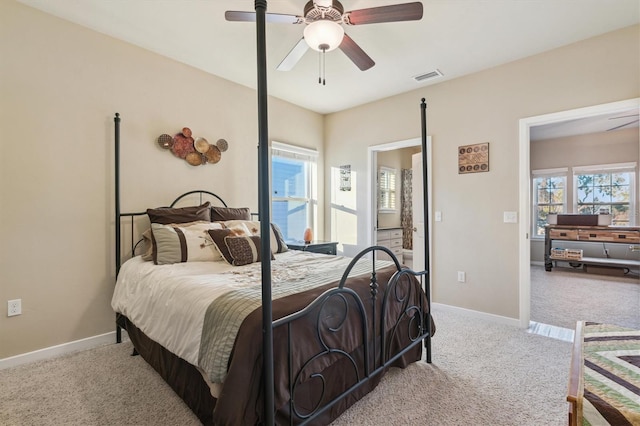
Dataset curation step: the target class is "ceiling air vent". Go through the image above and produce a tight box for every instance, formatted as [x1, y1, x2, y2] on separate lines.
[413, 69, 443, 82]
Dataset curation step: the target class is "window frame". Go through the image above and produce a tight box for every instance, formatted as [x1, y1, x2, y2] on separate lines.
[531, 167, 568, 239]
[270, 141, 318, 242]
[572, 162, 637, 227]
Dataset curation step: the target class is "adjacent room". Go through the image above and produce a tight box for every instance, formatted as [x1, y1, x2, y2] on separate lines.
[1, 0, 638, 425]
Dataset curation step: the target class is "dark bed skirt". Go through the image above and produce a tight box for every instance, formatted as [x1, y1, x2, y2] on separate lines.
[117, 312, 426, 426]
[119, 314, 215, 425]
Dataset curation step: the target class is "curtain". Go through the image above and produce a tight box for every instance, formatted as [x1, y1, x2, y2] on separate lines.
[401, 169, 413, 250]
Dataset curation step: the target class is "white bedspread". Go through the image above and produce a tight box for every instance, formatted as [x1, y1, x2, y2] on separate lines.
[111, 251, 378, 371]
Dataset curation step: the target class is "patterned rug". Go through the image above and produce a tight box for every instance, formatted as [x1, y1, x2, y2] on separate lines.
[580, 322, 640, 425]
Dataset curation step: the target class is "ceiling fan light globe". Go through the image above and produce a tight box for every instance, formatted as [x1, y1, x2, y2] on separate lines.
[303, 20, 344, 52]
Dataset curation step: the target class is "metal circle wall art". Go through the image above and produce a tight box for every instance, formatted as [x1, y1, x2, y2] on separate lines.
[156, 127, 229, 167]
[458, 142, 489, 174]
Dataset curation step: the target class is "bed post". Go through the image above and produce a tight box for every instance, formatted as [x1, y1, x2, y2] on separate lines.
[420, 99, 432, 363]
[254, 1, 275, 424]
[114, 112, 122, 344]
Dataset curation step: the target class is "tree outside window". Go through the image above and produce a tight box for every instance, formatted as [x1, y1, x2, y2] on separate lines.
[576, 171, 632, 226]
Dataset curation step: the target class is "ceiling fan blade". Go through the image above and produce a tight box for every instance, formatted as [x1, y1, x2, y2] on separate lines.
[225, 11, 303, 24]
[277, 38, 309, 71]
[607, 119, 639, 132]
[339, 34, 375, 71]
[345, 2, 423, 25]
[608, 114, 639, 120]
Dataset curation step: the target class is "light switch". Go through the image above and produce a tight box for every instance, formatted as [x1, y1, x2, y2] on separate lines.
[503, 211, 518, 223]
[435, 211, 442, 222]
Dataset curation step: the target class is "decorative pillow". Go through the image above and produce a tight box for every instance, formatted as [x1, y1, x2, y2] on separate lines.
[207, 222, 252, 264]
[270, 222, 288, 253]
[224, 235, 274, 266]
[151, 221, 223, 265]
[210, 206, 251, 222]
[141, 228, 153, 261]
[222, 220, 288, 253]
[147, 202, 211, 225]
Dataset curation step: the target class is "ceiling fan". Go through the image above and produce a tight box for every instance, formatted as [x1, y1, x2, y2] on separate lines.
[606, 113, 640, 132]
[225, 1, 423, 80]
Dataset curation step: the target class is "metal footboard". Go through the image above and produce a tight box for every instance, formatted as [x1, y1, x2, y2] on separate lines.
[272, 245, 432, 425]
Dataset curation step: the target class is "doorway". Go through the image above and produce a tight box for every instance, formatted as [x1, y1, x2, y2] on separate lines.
[367, 137, 433, 281]
[517, 98, 640, 328]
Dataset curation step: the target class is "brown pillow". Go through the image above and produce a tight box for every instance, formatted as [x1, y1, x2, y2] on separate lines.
[147, 202, 211, 224]
[210, 206, 251, 222]
[224, 235, 274, 266]
[207, 223, 251, 264]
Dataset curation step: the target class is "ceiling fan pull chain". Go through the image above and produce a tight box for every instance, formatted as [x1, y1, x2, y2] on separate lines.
[318, 50, 322, 84]
[319, 44, 329, 85]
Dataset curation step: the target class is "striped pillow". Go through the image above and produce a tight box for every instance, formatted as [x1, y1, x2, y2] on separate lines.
[151, 222, 223, 265]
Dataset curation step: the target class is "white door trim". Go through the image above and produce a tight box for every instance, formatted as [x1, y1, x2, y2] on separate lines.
[518, 97, 640, 328]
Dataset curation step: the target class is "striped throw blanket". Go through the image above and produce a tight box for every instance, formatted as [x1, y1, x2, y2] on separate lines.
[580, 322, 640, 425]
[198, 256, 387, 383]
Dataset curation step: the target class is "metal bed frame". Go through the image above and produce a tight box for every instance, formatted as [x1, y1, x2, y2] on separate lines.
[112, 3, 432, 423]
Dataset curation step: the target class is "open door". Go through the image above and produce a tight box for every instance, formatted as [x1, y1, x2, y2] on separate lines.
[412, 152, 425, 272]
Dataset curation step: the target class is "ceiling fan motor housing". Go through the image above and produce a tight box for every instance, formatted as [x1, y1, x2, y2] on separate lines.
[304, 0, 344, 23]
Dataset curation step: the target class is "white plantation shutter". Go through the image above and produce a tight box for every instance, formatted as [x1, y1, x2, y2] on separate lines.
[378, 167, 397, 212]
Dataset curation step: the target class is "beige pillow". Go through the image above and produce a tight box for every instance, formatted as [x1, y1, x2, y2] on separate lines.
[222, 220, 288, 253]
[151, 221, 223, 265]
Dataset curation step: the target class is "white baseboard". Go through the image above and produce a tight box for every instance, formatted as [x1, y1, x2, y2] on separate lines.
[530, 261, 545, 266]
[432, 302, 521, 328]
[0, 330, 128, 370]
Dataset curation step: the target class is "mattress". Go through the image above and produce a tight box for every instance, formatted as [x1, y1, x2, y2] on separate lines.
[112, 250, 389, 383]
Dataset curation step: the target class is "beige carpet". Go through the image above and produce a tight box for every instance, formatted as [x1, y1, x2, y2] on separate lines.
[530, 264, 640, 330]
[0, 305, 571, 426]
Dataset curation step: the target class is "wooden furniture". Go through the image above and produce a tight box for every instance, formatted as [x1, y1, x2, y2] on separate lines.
[287, 240, 338, 255]
[376, 227, 404, 263]
[544, 225, 640, 272]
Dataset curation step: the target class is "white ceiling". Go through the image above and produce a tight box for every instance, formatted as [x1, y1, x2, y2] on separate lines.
[530, 108, 639, 141]
[17, 0, 640, 118]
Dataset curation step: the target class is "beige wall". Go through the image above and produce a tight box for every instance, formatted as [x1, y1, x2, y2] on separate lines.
[324, 25, 639, 319]
[0, 1, 324, 358]
[529, 128, 639, 262]
[1, 0, 638, 359]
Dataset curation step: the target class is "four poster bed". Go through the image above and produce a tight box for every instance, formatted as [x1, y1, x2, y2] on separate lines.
[112, 114, 433, 425]
[112, 3, 433, 425]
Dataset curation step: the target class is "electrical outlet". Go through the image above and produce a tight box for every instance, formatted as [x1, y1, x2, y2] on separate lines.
[8, 299, 21, 317]
[457, 271, 466, 283]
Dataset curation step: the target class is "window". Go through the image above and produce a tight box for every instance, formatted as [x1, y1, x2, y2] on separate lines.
[574, 162, 636, 226]
[271, 142, 317, 242]
[378, 167, 397, 212]
[532, 168, 567, 237]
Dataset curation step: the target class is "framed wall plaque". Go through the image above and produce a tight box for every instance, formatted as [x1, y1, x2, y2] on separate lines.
[458, 142, 489, 174]
[339, 165, 351, 191]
